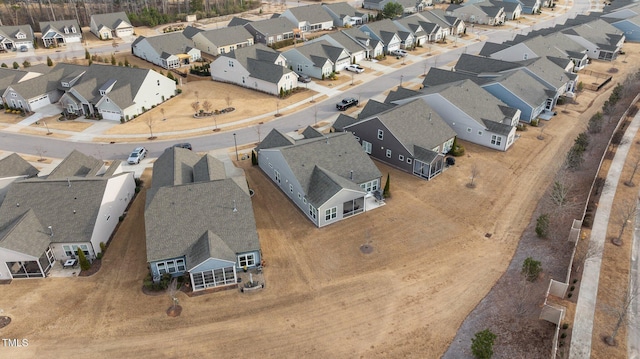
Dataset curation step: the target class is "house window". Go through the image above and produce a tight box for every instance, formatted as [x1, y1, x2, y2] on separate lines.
[360, 179, 379, 192]
[303, 197, 307, 204]
[229, 45, 235, 51]
[407, 158, 412, 164]
[478, 130, 483, 136]
[238, 253, 256, 267]
[377, 129, 384, 140]
[523, 53, 528, 60]
[355, 136, 360, 141]
[386, 149, 392, 158]
[467, 127, 472, 133]
[228, 60, 234, 67]
[362, 140, 372, 154]
[325, 207, 337, 221]
[157, 80, 160, 86]
[399, 154, 404, 161]
[309, 204, 317, 219]
[63, 244, 90, 257]
[298, 193, 302, 199]
[289, 184, 294, 193]
[274, 170, 281, 184]
[297, 64, 303, 72]
[491, 135, 502, 146]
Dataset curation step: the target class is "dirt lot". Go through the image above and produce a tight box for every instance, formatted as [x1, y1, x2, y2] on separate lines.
[0, 26, 638, 359]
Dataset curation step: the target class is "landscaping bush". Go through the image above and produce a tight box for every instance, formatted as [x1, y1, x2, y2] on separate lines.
[588, 112, 604, 134]
[530, 118, 540, 127]
[522, 257, 542, 282]
[77, 248, 91, 271]
[450, 138, 465, 156]
[535, 213, 550, 238]
[471, 329, 497, 359]
[100, 242, 106, 253]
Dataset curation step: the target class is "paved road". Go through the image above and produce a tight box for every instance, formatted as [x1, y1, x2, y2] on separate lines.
[0, 0, 593, 163]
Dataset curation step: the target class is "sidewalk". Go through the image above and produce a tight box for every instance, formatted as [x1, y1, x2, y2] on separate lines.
[570, 110, 640, 358]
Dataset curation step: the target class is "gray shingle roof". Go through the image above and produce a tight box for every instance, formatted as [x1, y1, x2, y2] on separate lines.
[454, 53, 522, 75]
[195, 26, 253, 46]
[226, 43, 293, 84]
[0, 68, 29, 94]
[317, 31, 368, 54]
[47, 149, 104, 179]
[333, 113, 358, 131]
[92, 12, 131, 30]
[519, 56, 571, 89]
[273, 131, 381, 207]
[0, 25, 35, 42]
[301, 126, 324, 139]
[350, 99, 456, 156]
[288, 40, 347, 64]
[286, 4, 334, 24]
[0, 176, 117, 244]
[306, 165, 362, 206]
[182, 25, 203, 39]
[423, 79, 516, 127]
[186, 230, 236, 270]
[0, 153, 39, 178]
[360, 20, 399, 44]
[478, 42, 510, 56]
[7, 63, 87, 100]
[145, 178, 260, 262]
[39, 20, 81, 36]
[562, 19, 624, 51]
[422, 67, 484, 87]
[228, 17, 253, 27]
[134, 32, 195, 57]
[491, 69, 550, 108]
[358, 99, 395, 119]
[0, 209, 51, 258]
[256, 128, 296, 150]
[384, 87, 422, 104]
[245, 17, 297, 36]
[323, 2, 365, 18]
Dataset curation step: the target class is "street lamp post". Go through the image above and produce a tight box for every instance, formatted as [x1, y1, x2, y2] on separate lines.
[399, 75, 403, 87]
[233, 133, 238, 161]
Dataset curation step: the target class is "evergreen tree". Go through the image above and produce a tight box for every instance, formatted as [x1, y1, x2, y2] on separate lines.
[77, 248, 91, 271]
[383, 173, 390, 198]
[46, 56, 53, 66]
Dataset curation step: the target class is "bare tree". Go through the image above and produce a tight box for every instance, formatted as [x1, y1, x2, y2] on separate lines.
[146, 117, 156, 140]
[194, 90, 199, 103]
[573, 241, 602, 277]
[34, 146, 47, 162]
[225, 94, 232, 107]
[190, 101, 200, 114]
[160, 108, 166, 121]
[604, 277, 639, 346]
[467, 164, 479, 188]
[612, 200, 637, 246]
[43, 119, 52, 135]
[202, 100, 212, 114]
[166, 277, 180, 315]
[624, 156, 640, 187]
[254, 122, 263, 143]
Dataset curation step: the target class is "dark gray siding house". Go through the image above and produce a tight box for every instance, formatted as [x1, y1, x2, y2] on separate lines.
[343, 99, 456, 180]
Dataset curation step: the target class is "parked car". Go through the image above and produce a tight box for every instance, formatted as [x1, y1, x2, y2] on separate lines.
[172, 143, 193, 150]
[20, 46, 28, 52]
[297, 73, 311, 83]
[336, 97, 358, 111]
[346, 64, 365, 73]
[391, 49, 408, 57]
[127, 147, 147, 164]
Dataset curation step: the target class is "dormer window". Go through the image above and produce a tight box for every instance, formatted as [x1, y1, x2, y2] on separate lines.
[61, 82, 70, 87]
[71, 26, 76, 33]
[100, 90, 106, 95]
[15, 32, 26, 39]
[64, 27, 69, 34]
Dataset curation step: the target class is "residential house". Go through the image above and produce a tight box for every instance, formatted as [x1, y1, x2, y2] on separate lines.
[256, 130, 383, 227]
[210, 43, 296, 96]
[415, 9, 465, 37]
[0, 25, 35, 51]
[244, 17, 297, 45]
[480, 33, 589, 71]
[58, 63, 176, 121]
[132, 32, 201, 69]
[388, 79, 521, 151]
[281, 4, 334, 33]
[363, 0, 430, 13]
[602, 4, 640, 42]
[561, 19, 625, 61]
[343, 99, 456, 180]
[447, 2, 506, 26]
[394, 17, 429, 45]
[312, 30, 372, 63]
[342, 27, 385, 59]
[504, 0, 540, 14]
[228, 17, 253, 28]
[191, 26, 254, 56]
[0, 68, 31, 106]
[90, 12, 134, 40]
[39, 20, 82, 48]
[492, 1, 522, 20]
[359, 19, 403, 53]
[0, 150, 135, 280]
[322, 2, 369, 27]
[454, 53, 576, 111]
[145, 147, 261, 291]
[0, 153, 39, 203]
[282, 40, 351, 78]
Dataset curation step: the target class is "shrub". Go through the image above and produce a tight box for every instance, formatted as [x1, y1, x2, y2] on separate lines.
[530, 118, 540, 127]
[77, 248, 91, 271]
[516, 123, 527, 131]
[0, 63, 6, 68]
[562, 323, 569, 330]
[471, 329, 497, 359]
[85, 48, 90, 60]
[100, 242, 106, 253]
[12, 61, 19, 69]
[570, 285, 575, 291]
[568, 293, 573, 298]
[251, 150, 258, 165]
[46, 57, 53, 66]
[450, 138, 465, 156]
[383, 173, 390, 198]
[587, 112, 603, 134]
[522, 257, 542, 282]
[574, 132, 589, 152]
[96, 252, 103, 259]
[573, 279, 578, 284]
[577, 81, 584, 92]
[176, 88, 182, 94]
[561, 333, 567, 339]
[535, 213, 550, 238]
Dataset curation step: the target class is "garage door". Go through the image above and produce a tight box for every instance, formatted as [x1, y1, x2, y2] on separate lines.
[100, 110, 122, 121]
[29, 94, 50, 110]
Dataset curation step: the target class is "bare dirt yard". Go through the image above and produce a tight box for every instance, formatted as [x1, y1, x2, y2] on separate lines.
[0, 37, 638, 359]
